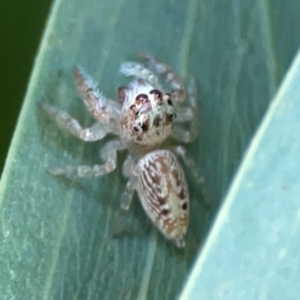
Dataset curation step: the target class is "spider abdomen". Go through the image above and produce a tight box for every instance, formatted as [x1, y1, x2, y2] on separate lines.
[134, 149, 189, 247]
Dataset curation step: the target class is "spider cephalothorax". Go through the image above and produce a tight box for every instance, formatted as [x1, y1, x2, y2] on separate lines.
[119, 80, 176, 152]
[42, 52, 202, 248]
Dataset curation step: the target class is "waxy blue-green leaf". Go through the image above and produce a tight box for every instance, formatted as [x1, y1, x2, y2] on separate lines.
[1, 0, 300, 299]
[180, 46, 300, 300]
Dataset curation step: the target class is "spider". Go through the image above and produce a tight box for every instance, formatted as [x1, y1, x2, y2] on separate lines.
[41, 52, 203, 248]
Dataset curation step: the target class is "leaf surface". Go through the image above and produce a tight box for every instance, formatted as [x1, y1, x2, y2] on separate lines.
[180, 46, 300, 300]
[1, 0, 300, 299]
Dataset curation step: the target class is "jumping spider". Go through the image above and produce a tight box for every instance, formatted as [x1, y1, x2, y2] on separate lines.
[41, 52, 203, 248]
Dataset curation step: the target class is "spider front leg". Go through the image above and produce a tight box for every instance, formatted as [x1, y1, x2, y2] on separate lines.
[41, 103, 112, 141]
[119, 61, 163, 90]
[172, 77, 199, 143]
[138, 52, 186, 103]
[73, 66, 121, 123]
[49, 139, 125, 179]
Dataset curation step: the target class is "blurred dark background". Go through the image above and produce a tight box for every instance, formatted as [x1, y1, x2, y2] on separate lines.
[0, 0, 52, 175]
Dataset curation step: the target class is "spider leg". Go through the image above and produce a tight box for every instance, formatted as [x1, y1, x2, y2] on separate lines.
[119, 61, 162, 90]
[120, 155, 136, 211]
[171, 77, 199, 142]
[174, 107, 194, 123]
[171, 145, 210, 205]
[120, 179, 135, 211]
[41, 103, 113, 141]
[171, 126, 195, 143]
[171, 146, 204, 185]
[49, 139, 125, 178]
[138, 52, 186, 103]
[73, 66, 121, 123]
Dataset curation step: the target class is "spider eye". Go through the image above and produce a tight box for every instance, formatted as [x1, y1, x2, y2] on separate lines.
[166, 113, 175, 123]
[130, 104, 136, 110]
[165, 93, 173, 106]
[161, 208, 170, 215]
[182, 203, 188, 210]
[153, 115, 161, 127]
[149, 89, 163, 100]
[136, 94, 149, 104]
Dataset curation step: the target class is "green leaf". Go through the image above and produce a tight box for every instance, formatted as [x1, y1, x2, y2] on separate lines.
[1, 0, 300, 299]
[179, 46, 300, 300]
